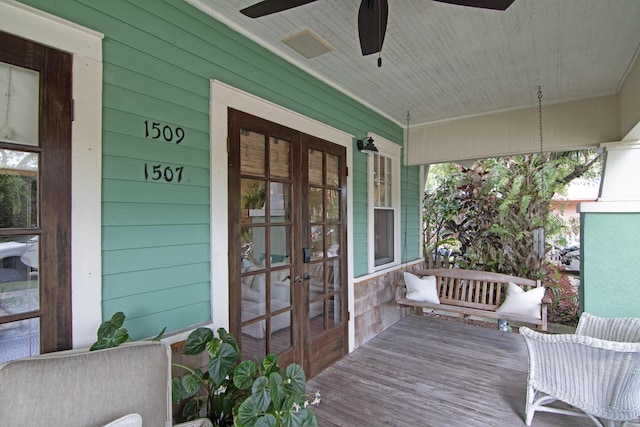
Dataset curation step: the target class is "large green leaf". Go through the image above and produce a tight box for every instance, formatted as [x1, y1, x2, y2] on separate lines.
[234, 360, 257, 389]
[182, 397, 201, 420]
[218, 327, 240, 353]
[260, 354, 279, 375]
[280, 407, 317, 427]
[268, 373, 285, 411]
[255, 414, 277, 427]
[284, 364, 306, 395]
[235, 397, 261, 427]
[100, 311, 125, 334]
[183, 327, 214, 355]
[251, 376, 271, 412]
[171, 377, 183, 403]
[208, 342, 238, 385]
[181, 372, 201, 397]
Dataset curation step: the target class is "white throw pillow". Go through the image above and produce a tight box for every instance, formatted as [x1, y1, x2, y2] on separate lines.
[496, 282, 545, 319]
[403, 272, 440, 304]
[102, 414, 142, 427]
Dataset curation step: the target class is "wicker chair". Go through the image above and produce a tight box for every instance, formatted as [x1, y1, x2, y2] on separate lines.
[520, 313, 640, 427]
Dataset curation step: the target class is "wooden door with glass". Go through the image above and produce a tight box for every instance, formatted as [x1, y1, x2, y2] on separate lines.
[0, 31, 72, 363]
[228, 109, 348, 376]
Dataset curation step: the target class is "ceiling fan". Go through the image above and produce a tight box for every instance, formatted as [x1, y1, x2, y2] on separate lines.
[240, 0, 515, 57]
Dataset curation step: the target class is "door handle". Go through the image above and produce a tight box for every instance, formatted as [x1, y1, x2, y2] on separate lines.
[303, 273, 315, 281]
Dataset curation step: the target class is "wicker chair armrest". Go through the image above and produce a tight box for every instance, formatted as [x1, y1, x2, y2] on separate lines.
[520, 326, 640, 421]
[575, 312, 640, 342]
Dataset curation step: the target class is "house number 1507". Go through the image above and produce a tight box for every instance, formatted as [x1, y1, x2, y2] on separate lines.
[144, 163, 184, 183]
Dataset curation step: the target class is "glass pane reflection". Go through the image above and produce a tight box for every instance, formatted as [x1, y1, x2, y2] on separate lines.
[326, 189, 340, 221]
[328, 294, 341, 329]
[0, 317, 39, 363]
[326, 153, 339, 187]
[269, 137, 290, 178]
[240, 129, 265, 176]
[270, 311, 292, 355]
[0, 149, 38, 229]
[308, 149, 323, 186]
[310, 225, 324, 261]
[0, 63, 39, 146]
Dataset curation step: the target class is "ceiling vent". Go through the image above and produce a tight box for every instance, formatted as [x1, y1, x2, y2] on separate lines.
[282, 29, 333, 59]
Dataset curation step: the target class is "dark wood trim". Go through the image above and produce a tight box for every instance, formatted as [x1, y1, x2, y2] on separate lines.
[0, 31, 73, 353]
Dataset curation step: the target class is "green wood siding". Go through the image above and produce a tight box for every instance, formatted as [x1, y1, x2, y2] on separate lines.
[19, 0, 420, 338]
[581, 212, 640, 317]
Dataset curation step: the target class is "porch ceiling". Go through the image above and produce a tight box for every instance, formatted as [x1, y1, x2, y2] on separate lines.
[191, 0, 640, 127]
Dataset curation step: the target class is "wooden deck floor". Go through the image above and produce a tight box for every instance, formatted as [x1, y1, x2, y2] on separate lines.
[307, 315, 595, 427]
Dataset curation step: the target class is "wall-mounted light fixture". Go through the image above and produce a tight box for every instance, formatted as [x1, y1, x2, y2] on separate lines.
[357, 136, 378, 154]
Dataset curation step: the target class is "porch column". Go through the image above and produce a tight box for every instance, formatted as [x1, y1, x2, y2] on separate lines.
[577, 140, 640, 317]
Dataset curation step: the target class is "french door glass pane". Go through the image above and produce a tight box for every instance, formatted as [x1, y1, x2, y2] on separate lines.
[269, 182, 290, 223]
[269, 137, 290, 178]
[0, 317, 39, 363]
[326, 225, 340, 257]
[0, 234, 39, 312]
[269, 225, 290, 265]
[326, 153, 339, 187]
[327, 294, 341, 329]
[326, 189, 340, 220]
[270, 311, 292, 355]
[0, 63, 39, 146]
[240, 129, 265, 176]
[0, 149, 38, 229]
[310, 225, 324, 261]
[308, 149, 323, 186]
[327, 259, 340, 291]
[308, 187, 323, 223]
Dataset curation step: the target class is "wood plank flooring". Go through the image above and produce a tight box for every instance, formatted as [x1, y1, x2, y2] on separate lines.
[307, 315, 598, 427]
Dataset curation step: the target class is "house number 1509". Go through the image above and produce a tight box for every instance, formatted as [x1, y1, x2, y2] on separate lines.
[144, 163, 184, 183]
[144, 120, 185, 144]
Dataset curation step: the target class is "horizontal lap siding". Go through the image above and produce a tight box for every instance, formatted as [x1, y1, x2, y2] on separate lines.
[20, 0, 412, 337]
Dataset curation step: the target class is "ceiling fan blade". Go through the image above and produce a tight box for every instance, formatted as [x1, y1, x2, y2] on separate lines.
[240, 0, 319, 18]
[358, 0, 389, 56]
[432, 0, 515, 11]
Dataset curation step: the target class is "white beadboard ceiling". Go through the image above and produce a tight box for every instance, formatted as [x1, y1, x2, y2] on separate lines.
[189, 0, 640, 127]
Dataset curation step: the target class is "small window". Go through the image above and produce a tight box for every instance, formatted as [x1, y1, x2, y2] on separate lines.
[367, 135, 401, 271]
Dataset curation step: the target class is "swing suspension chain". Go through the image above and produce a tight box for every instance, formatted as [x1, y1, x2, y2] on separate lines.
[538, 86, 543, 156]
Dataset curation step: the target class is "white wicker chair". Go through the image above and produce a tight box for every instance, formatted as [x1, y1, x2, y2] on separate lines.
[520, 313, 640, 427]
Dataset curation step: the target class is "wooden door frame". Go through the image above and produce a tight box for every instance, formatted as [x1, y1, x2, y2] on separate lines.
[210, 81, 356, 352]
[0, 1, 104, 349]
[0, 31, 72, 353]
[226, 109, 349, 374]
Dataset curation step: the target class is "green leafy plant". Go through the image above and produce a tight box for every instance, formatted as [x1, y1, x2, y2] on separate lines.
[90, 311, 165, 351]
[171, 327, 319, 427]
[234, 355, 319, 427]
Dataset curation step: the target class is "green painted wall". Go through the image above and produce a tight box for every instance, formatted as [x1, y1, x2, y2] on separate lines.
[19, 0, 421, 338]
[581, 212, 640, 317]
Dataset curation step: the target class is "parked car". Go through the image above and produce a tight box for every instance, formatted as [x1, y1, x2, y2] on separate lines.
[560, 245, 580, 273]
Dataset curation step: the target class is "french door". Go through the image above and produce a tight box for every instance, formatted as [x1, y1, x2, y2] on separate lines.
[0, 31, 72, 362]
[228, 109, 348, 376]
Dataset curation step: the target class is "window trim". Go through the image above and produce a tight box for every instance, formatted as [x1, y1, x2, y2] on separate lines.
[366, 133, 401, 272]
